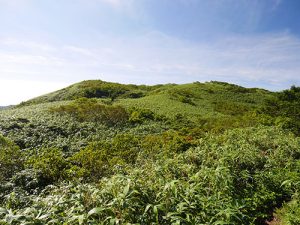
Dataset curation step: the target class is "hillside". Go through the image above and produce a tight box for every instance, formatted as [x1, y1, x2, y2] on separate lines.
[0, 106, 10, 110]
[0, 80, 299, 224]
[21, 80, 164, 105]
[22, 80, 273, 122]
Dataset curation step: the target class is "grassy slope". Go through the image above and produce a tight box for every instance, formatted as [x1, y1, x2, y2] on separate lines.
[119, 81, 272, 120]
[3, 80, 299, 224]
[0, 80, 275, 153]
[0, 80, 273, 152]
[22, 80, 273, 119]
[22, 80, 164, 105]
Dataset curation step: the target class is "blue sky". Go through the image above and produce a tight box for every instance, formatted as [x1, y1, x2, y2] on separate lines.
[1, 0, 300, 105]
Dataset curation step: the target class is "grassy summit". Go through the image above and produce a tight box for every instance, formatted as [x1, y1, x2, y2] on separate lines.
[23, 80, 270, 103]
[22, 80, 163, 105]
[22, 80, 272, 121]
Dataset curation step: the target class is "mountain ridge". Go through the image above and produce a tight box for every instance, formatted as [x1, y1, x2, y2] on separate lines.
[21, 79, 271, 105]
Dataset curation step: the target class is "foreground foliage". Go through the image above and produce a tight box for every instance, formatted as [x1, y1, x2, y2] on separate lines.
[0, 127, 300, 224]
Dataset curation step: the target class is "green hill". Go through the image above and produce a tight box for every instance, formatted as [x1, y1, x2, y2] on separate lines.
[22, 80, 165, 105]
[23, 80, 270, 105]
[22, 80, 273, 122]
[0, 80, 299, 224]
[1, 80, 274, 152]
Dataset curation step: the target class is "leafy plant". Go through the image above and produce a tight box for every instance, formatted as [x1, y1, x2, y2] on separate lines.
[0, 135, 24, 182]
[50, 98, 129, 126]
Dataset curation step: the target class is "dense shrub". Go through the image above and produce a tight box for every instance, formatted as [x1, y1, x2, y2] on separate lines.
[187, 126, 300, 223]
[70, 134, 140, 181]
[1, 127, 298, 224]
[0, 135, 24, 182]
[276, 193, 300, 224]
[213, 100, 250, 116]
[128, 107, 155, 124]
[137, 130, 195, 163]
[26, 148, 70, 184]
[51, 98, 129, 126]
[168, 89, 196, 105]
[258, 85, 300, 135]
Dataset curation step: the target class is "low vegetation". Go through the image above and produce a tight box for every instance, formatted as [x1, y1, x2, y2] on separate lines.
[0, 80, 299, 224]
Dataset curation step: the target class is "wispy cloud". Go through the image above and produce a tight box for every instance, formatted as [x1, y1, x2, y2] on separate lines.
[1, 30, 300, 104]
[101, 0, 123, 8]
[1, 38, 57, 52]
[0, 79, 68, 105]
[98, 0, 137, 12]
[271, 0, 282, 10]
[63, 45, 95, 57]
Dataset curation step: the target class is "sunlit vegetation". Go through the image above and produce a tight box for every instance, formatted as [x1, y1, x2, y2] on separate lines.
[50, 98, 129, 126]
[0, 80, 299, 224]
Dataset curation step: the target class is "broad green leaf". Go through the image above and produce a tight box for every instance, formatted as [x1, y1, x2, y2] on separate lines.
[88, 207, 105, 217]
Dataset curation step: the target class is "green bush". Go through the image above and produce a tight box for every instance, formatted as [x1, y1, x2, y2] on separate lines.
[51, 98, 129, 126]
[259, 85, 300, 135]
[168, 89, 196, 105]
[71, 134, 140, 181]
[213, 100, 250, 116]
[188, 126, 300, 223]
[26, 148, 70, 184]
[276, 193, 300, 225]
[128, 107, 155, 124]
[0, 135, 24, 182]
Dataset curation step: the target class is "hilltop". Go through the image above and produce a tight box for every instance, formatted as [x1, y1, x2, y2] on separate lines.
[23, 79, 270, 104]
[22, 80, 164, 105]
[2, 80, 275, 152]
[0, 80, 299, 224]
[21, 80, 272, 122]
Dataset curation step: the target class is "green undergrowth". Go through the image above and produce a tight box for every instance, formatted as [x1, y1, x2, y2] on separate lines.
[0, 126, 299, 224]
[0, 80, 300, 224]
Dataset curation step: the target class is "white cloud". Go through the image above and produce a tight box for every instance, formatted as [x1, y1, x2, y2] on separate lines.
[98, 0, 136, 11]
[63, 45, 95, 57]
[1, 38, 57, 52]
[101, 0, 122, 8]
[0, 0, 33, 12]
[0, 80, 68, 105]
[1, 31, 300, 104]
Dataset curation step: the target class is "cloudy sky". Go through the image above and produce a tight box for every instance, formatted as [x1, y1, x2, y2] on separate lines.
[1, 0, 300, 105]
